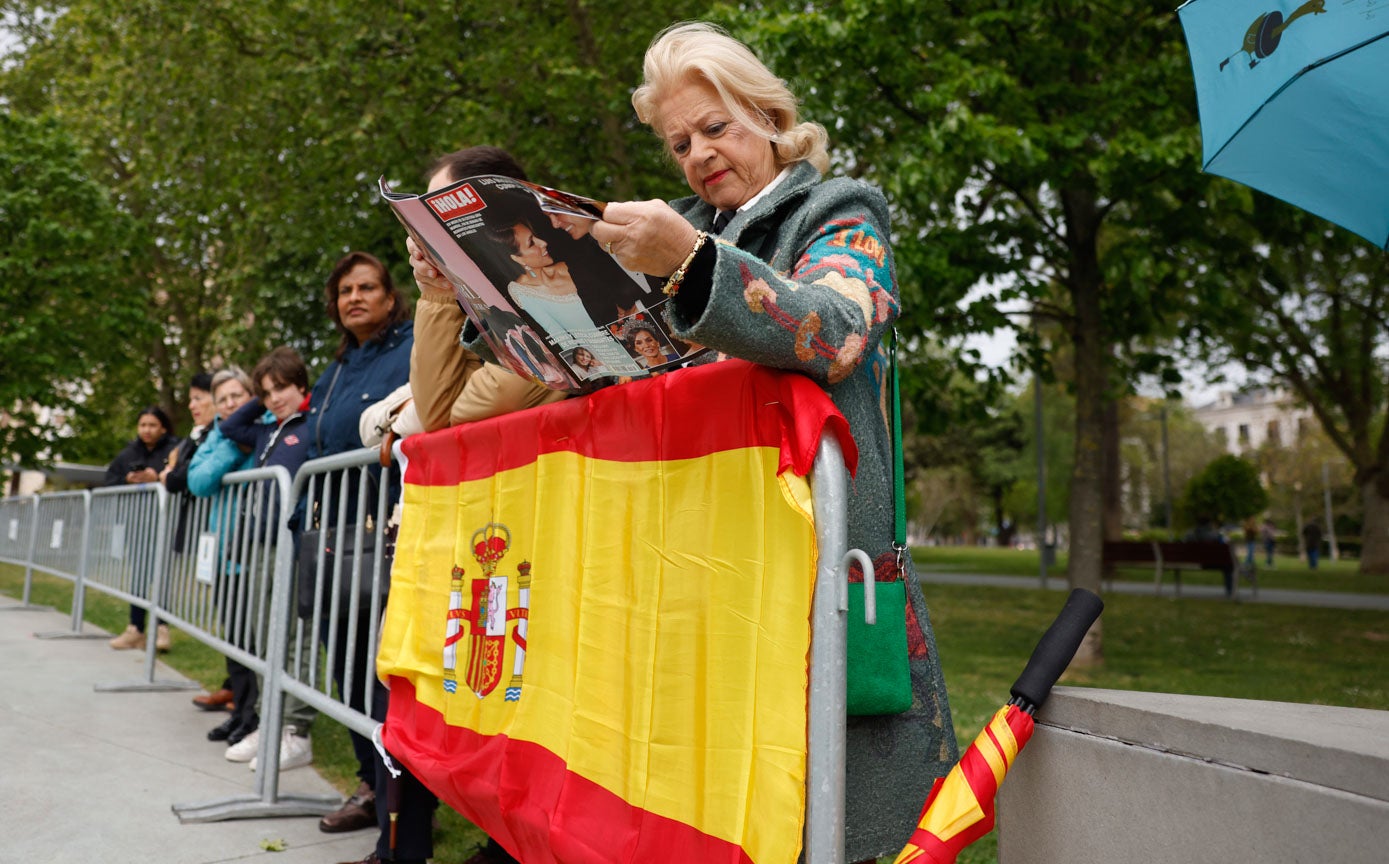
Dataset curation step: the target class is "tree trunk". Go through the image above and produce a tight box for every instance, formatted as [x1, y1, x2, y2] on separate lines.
[1063, 189, 1105, 667]
[1100, 398, 1122, 583]
[1360, 477, 1389, 574]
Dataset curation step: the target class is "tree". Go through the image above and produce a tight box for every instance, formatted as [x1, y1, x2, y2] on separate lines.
[1187, 176, 1389, 571]
[1, 0, 705, 446]
[1179, 454, 1268, 528]
[1125, 400, 1225, 532]
[0, 110, 154, 466]
[736, 0, 1240, 663]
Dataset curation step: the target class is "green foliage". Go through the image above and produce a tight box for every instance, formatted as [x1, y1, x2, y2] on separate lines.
[1, 0, 705, 457]
[0, 109, 155, 466]
[1179, 453, 1268, 527]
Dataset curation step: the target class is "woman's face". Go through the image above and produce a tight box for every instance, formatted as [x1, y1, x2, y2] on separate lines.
[633, 330, 662, 361]
[509, 224, 553, 272]
[656, 77, 778, 212]
[136, 414, 164, 446]
[260, 376, 306, 423]
[213, 379, 253, 421]
[336, 262, 395, 342]
[188, 387, 215, 428]
[574, 348, 594, 367]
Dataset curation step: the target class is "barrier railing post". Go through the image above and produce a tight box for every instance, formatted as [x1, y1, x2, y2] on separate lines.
[0, 496, 50, 612]
[806, 431, 850, 864]
[94, 483, 197, 692]
[172, 465, 340, 822]
[33, 491, 101, 639]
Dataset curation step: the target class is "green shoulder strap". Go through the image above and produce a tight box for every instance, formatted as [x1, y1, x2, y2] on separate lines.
[890, 328, 907, 565]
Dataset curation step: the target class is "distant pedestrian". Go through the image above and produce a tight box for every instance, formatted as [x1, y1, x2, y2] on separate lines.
[1260, 518, 1277, 567]
[1242, 518, 1258, 567]
[1302, 520, 1324, 570]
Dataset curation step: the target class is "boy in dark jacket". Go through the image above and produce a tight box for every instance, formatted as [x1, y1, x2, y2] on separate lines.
[217, 346, 317, 770]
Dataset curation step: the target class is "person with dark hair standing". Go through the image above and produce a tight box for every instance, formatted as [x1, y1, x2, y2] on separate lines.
[306, 251, 415, 835]
[105, 405, 180, 651]
[407, 149, 566, 435]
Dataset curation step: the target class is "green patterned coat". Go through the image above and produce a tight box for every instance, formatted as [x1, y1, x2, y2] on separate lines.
[665, 160, 958, 860]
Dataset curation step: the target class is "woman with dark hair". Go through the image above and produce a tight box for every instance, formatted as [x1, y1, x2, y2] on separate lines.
[626, 324, 679, 369]
[309, 250, 415, 464]
[306, 250, 415, 834]
[105, 405, 181, 651]
[485, 216, 635, 378]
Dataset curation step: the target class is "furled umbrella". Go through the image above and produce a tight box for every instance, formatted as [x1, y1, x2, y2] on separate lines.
[894, 588, 1104, 864]
[1178, 0, 1389, 249]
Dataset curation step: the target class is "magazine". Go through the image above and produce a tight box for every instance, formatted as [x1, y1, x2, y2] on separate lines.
[379, 174, 706, 392]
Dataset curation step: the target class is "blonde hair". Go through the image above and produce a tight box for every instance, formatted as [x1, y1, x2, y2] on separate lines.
[632, 22, 829, 172]
[211, 367, 253, 396]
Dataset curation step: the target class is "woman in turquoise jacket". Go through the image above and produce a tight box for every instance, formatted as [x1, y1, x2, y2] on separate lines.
[185, 367, 258, 743]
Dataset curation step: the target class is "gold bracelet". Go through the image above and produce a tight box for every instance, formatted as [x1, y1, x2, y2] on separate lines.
[662, 231, 709, 297]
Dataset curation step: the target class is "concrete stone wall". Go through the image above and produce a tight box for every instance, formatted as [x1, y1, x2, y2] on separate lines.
[996, 687, 1389, 863]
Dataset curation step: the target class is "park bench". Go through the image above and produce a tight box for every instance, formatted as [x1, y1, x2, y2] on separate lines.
[1102, 539, 1256, 599]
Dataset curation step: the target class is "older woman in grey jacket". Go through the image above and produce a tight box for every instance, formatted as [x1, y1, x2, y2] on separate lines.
[591, 22, 956, 862]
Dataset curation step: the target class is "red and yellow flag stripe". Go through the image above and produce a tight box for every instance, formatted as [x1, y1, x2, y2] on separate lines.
[378, 361, 854, 864]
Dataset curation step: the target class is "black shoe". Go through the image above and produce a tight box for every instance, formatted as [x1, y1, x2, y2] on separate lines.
[227, 718, 258, 746]
[207, 717, 238, 742]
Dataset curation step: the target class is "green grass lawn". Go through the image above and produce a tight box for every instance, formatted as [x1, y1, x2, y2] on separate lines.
[915, 545, 1389, 595]
[6, 562, 1386, 863]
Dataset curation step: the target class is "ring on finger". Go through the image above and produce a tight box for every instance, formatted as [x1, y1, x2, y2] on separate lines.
[605, 240, 614, 254]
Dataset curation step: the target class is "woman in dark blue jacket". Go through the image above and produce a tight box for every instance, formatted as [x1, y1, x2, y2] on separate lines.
[307, 251, 414, 467]
[305, 251, 415, 834]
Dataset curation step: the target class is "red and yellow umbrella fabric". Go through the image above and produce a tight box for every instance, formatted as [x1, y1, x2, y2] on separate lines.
[895, 589, 1103, 864]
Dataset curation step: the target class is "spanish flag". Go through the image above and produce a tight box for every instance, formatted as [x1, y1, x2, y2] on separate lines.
[377, 360, 855, 864]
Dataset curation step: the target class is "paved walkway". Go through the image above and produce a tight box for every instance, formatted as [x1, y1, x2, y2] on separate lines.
[0, 602, 376, 864]
[919, 570, 1389, 610]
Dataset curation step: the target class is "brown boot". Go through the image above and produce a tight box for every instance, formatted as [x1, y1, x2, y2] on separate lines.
[319, 780, 376, 833]
[109, 625, 145, 650]
[193, 688, 235, 711]
[155, 624, 172, 652]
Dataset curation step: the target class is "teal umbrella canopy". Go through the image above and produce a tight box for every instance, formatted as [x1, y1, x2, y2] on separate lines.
[1179, 0, 1389, 249]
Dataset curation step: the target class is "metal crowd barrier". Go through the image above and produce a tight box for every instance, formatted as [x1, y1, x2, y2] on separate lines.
[1, 432, 855, 858]
[27, 490, 96, 637]
[0, 495, 41, 610]
[170, 464, 341, 821]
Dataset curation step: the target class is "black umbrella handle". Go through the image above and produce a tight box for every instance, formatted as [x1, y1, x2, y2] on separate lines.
[1009, 588, 1104, 714]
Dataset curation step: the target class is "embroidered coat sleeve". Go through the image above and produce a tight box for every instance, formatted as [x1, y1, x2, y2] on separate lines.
[665, 179, 897, 389]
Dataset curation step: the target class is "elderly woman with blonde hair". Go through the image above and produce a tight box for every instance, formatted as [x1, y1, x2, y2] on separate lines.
[591, 22, 956, 861]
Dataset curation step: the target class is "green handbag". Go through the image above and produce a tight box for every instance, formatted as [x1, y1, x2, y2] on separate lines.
[845, 329, 913, 716]
[846, 571, 912, 715]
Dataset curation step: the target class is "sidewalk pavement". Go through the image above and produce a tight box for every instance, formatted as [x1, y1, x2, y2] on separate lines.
[919, 570, 1389, 611]
[0, 602, 377, 864]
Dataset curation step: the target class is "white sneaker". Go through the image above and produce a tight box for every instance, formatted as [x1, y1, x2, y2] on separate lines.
[225, 728, 259, 763]
[250, 725, 313, 772]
